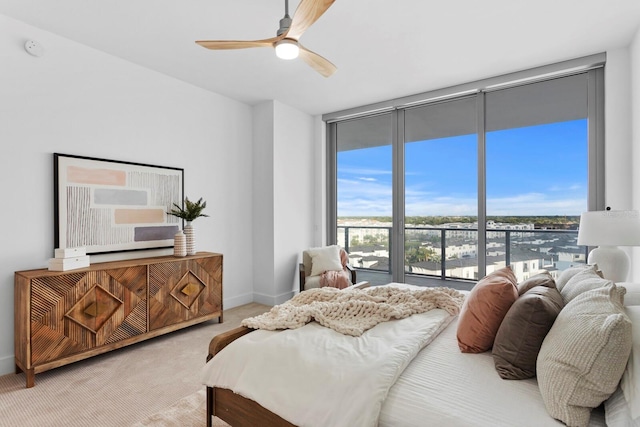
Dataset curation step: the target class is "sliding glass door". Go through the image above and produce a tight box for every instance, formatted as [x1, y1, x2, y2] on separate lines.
[403, 97, 478, 284]
[327, 60, 603, 288]
[334, 113, 394, 284]
[484, 74, 589, 281]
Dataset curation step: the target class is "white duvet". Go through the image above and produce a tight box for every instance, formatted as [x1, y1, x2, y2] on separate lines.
[201, 284, 455, 427]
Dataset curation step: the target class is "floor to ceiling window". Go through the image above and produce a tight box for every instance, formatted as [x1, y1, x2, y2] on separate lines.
[485, 74, 590, 282]
[334, 113, 393, 282]
[403, 97, 478, 284]
[326, 55, 604, 287]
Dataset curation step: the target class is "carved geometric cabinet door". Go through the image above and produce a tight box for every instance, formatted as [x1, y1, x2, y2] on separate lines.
[148, 256, 222, 331]
[30, 266, 147, 365]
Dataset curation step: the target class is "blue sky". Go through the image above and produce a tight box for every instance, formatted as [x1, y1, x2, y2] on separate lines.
[337, 120, 587, 217]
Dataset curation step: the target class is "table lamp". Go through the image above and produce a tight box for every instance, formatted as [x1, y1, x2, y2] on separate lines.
[577, 209, 640, 283]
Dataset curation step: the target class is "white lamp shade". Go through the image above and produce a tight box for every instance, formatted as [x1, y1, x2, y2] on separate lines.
[577, 210, 640, 246]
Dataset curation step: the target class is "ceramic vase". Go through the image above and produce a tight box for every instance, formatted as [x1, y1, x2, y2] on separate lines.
[173, 231, 186, 257]
[184, 222, 196, 255]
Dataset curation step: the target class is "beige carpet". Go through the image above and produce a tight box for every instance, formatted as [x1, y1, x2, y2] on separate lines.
[132, 389, 229, 427]
[0, 302, 269, 427]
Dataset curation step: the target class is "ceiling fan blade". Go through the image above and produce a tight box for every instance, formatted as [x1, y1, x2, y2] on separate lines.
[299, 45, 337, 78]
[287, 0, 335, 40]
[196, 35, 282, 50]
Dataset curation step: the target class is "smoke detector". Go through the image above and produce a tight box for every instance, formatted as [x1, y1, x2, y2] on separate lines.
[24, 40, 44, 57]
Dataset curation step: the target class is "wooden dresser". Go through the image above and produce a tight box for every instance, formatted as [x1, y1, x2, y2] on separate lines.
[14, 252, 222, 388]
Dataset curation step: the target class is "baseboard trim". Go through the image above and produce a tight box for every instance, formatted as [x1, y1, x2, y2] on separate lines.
[252, 290, 294, 306]
[0, 353, 15, 377]
[224, 293, 254, 310]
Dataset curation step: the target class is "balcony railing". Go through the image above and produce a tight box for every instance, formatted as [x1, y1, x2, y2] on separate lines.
[338, 225, 587, 282]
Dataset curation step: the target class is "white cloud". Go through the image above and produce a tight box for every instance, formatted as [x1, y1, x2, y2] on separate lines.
[548, 183, 583, 192]
[339, 166, 391, 176]
[338, 173, 586, 216]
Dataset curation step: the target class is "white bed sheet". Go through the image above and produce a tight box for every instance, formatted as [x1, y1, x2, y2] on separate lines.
[379, 316, 606, 427]
[202, 283, 457, 427]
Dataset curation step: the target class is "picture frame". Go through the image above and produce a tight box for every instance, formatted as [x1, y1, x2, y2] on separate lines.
[54, 153, 184, 255]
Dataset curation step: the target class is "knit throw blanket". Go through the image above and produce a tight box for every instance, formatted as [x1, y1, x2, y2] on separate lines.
[241, 286, 465, 336]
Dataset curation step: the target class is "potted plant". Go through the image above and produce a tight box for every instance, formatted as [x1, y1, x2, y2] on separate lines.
[167, 197, 209, 223]
[168, 197, 209, 256]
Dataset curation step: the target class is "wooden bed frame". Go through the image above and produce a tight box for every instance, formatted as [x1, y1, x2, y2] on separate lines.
[205, 326, 296, 427]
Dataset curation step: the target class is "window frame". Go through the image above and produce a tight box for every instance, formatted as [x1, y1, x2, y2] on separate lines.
[325, 54, 605, 283]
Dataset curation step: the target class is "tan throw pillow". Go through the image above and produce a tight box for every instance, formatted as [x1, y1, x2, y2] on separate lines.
[492, 286, 564, 379]
[555, 264, 598, 292]
[537, 285, 632, 427]
[560, 268, 613, 304]
[307, 245, 343, 277]
[456, 266, 518, 353]
[517, 271, 556, 296]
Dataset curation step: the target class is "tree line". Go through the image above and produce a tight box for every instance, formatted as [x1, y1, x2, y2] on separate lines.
[340, 215, 580, 229]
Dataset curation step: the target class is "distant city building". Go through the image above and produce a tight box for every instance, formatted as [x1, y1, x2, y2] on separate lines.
[338, 217, 583, 283]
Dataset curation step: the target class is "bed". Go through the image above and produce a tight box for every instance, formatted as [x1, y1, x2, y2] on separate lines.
[201, 269, 640, 427]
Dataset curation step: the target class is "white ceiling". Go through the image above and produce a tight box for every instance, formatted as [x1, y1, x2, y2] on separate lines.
[2, 0, 640, 116]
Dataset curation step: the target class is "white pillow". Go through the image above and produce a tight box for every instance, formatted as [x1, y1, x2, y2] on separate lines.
[560, 268, 613, 304]
[537, 284, 632, 426]
[620, 283, 640, 307]
[308, 245, 343, 277]
[606, 387, 640, 427]
[621, 305, 640, 421]
[555, 263, 598, 292]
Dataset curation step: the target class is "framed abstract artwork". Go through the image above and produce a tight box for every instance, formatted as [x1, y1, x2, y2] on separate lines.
[54, 153, 184, 255]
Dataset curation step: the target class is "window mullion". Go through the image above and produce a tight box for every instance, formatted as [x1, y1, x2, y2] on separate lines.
[477, 93, 487, 278]
[392, 109, 405, 282]
[326, 122, 338, 245]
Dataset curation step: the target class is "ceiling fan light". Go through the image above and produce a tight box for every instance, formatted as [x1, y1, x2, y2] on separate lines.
[275, 39, 299, 60]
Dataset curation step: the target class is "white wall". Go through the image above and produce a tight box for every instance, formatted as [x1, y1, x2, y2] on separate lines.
[273, 101, 315, 301]
[252, 100, 316, 305]
[313, 116, 328, 245]
[630, 27, 640, 281]
[605, 48, 635, 278]
[605, 48, 633, 210]
[0, 15, 255, 375]
[252, 102, 276, 302]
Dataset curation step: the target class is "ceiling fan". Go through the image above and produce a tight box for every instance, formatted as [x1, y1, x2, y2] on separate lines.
[196, 0, 337, 77]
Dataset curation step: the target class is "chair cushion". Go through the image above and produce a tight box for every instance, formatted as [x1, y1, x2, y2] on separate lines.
[303, 275, 321, 290]
[307, 245, 344, 277]
[456, 266, 519, 353]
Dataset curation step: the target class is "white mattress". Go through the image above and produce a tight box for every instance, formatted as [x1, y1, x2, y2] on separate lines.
[379, 316, 606, 427]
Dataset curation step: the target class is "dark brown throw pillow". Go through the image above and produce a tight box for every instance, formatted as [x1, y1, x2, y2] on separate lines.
[492, 286, 564, 379]
[517, 271, 556, 296]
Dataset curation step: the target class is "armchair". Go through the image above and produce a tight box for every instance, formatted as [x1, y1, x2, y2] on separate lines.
[298, 245, 367, 292]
